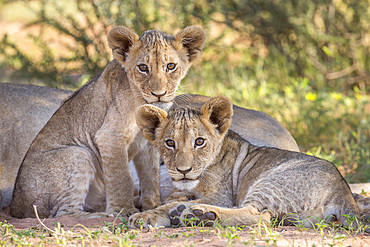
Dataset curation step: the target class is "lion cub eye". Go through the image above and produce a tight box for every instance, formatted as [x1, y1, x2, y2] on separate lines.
[195, 138, 205, 147]
[138, 64, 149, 73]
[167, 63, 176, 71]
[165, 139, 175, 148]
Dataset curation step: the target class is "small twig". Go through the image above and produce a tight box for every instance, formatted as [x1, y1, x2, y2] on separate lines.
[326, 63, 358, 80]
[33, 204, 62, 235]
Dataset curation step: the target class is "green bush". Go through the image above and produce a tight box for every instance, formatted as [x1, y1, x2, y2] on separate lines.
[185, 72, 369, 182]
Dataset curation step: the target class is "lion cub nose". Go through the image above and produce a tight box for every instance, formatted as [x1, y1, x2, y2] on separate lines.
[151, 91, 167, 97]
[176, 167, 192, 175]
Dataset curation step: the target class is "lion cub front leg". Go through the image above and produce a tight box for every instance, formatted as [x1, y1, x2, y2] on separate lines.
[172, 204, 271, 227]
[102, 144, 138, 216]
[96, 126, 139, 216]
[132, 139, 161, 211]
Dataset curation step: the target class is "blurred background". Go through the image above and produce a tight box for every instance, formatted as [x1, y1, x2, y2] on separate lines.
[0, 0, 369, 182]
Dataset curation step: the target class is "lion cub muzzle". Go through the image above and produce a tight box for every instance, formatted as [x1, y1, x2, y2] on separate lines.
[176, 167, 192, 175]
[148, 90, 171, 104]
[151, 90, 167, 98]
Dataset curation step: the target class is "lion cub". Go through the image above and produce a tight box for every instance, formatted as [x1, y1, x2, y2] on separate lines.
[10, 26, 205, 218]
[129, 96, 363, 229]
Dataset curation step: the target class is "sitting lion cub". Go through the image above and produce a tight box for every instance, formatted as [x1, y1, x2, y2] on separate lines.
[10, 26, 206, 219]
[129, 96, 363, 229]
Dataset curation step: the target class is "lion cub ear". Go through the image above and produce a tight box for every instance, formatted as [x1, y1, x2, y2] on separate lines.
[107, 26, 140, 64]
[135, 105, 168, 142]
[200, 96, 233, 135]
[175, 26, 206, 63]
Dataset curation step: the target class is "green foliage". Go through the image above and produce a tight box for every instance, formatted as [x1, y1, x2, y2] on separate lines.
[1, 0, 368, 89]
[0, 0, 369, 181]
[189, 72, 369, 182]
[214, 224, 243, 246]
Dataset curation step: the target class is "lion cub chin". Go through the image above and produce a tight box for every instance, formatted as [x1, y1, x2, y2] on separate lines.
[128, 96, 366, 230]
[10, 26, 206, 219]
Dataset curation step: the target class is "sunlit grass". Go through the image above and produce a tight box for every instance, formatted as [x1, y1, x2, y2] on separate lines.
[1, 213, 368, 246]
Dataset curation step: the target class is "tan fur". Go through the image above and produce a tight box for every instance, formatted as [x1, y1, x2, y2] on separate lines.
[353, 193, 370, 218]
[129, 96, 362, 229]
[0, 83, 73, 208]
[0, 84, 299, 212]
[9, 25, 206, 218]
[173, 94, 299, 151]
[2, 84, 368, 217]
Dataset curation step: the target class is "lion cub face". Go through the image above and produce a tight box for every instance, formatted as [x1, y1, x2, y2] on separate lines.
[136, 96, 233, 191]
[108, 26, 205, 108]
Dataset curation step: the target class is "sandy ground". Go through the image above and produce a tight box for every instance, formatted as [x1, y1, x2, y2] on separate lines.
[0, 183, 369, 245]
[1, 205, 369, 246]
[0, 206, 116, 230]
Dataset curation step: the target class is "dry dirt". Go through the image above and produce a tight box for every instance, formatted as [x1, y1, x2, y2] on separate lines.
[1, 206, 369, 246]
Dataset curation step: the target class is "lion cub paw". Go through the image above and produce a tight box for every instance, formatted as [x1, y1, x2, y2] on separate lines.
[128, 211, 171, 228]
[169, 204, 218, 227]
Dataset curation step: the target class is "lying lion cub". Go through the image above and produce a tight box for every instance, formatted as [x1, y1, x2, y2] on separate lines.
[10, 26, 206, 219]
[129, 96, 364, 229]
